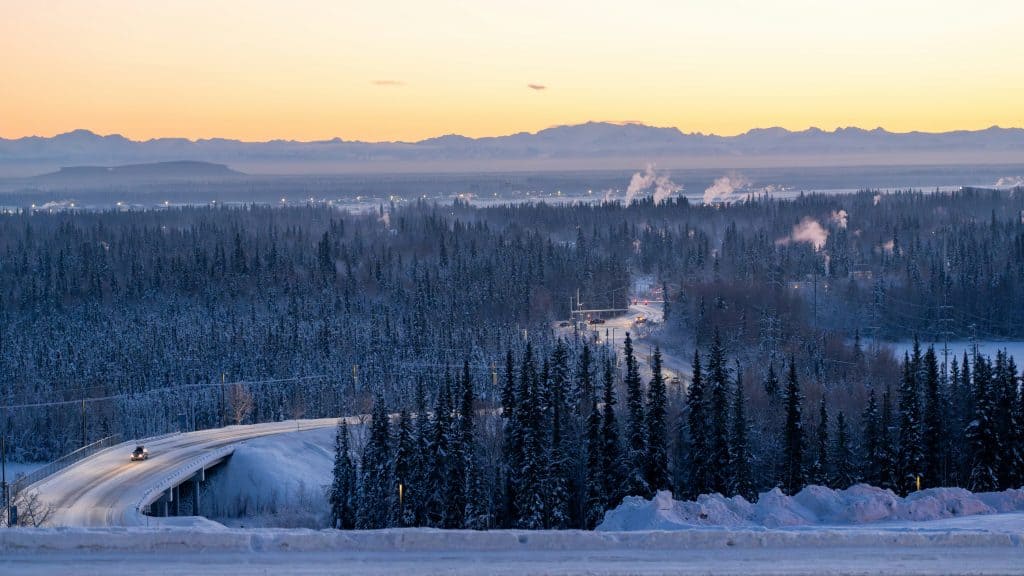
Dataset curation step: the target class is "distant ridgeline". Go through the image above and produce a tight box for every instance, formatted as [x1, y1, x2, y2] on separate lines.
[36, 161, 244, 182]
[0, 188, 1022, 499]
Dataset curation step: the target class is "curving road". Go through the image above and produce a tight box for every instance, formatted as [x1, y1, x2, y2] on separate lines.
[29, 418, 345, 527]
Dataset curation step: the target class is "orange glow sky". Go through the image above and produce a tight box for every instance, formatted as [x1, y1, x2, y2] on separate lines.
[2, 0, 1022, 142]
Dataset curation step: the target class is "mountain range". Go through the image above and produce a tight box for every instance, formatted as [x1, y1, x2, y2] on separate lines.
[2, 123, 1023, 177]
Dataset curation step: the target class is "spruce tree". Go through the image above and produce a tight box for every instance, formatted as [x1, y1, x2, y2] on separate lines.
[782, 357, 805, 495]
[458, 359, 482, 529]
[1006, 355, 1024, 489]
[861, 388, 882, 487]
[708, 330, 732, 494]
[967, 354, 1000, 491]
[644, 346, 670, 493]
[763, 362, 780, 399]
[994, 353, 1023, 490]
[600, 354, 624, 508]
[357, 393, 394, 529]
[425, 375, 452, 527]
[622, 332, 649, 497]
[329, 422, 357, 529]
[580, 344, 606, 529]
[545, 348, 571, 528]
[810, 398, 829, 486]
[897, 353, 924, 495]
[878, 386, 898, 491]
[686, 348, 710, 498]
[730, 363, 755, 501]
[584, 378, 605, 528]
[921, 346, 946, 488]
[515, 345, 546, 528]
[832, 411, 856, 489]
[501, 349, 519, 527]
[393, 409, 415, 526]
[411, 379, 432, 526]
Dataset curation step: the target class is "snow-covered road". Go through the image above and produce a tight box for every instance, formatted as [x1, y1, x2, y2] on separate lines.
[30, 418, 344, 527]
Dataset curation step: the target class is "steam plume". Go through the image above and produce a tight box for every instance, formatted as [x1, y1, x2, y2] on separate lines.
[703, 173, 751, 204]
[777, 218, 828, 251]
[625, 164, 681, 205]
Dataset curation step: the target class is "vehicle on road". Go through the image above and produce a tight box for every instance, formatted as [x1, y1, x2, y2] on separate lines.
[635, 315, 647, 324]
[587, 318, 605, 325]
[130, 445, 149, 461]
[558, 321, 571, 327]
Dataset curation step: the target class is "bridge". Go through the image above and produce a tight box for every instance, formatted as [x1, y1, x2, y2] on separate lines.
[22, 418, 343, 527]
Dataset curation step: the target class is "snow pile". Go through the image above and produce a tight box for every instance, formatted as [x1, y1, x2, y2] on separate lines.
[203, 426, 336, 528]
[597, 485, 1024, 531]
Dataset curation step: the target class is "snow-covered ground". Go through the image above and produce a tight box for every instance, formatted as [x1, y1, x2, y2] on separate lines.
[598, 485, 1024, 531]
[2, 524, 1024, 575]
[203, 426, 336, 528]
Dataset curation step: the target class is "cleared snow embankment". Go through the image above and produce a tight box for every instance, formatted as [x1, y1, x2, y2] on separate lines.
[598, 485, 1024, 531]
[2, 522, 1023, 556]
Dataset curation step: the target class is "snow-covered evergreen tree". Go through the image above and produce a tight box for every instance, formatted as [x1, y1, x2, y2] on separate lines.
[831, 411, 856, 489]
[810, 398, 829, 486]
[921, 346, 946, 488]
[861, 388, 882, 487]
[393, 408, 415, 526]
[600, 354, 624, 509]
[622, 333, 649, 497]
[782, 358, 805, 495]
[967, 354, 1000, 492]
[730, 363, 754, 501]
[707, 331, 732, 495]
[686, 348, 710, 498]
[329, 422, 357, 529]
[644, 346, 670, 493]
[357, 394, 393, 529]
[897, 349, 924, 495]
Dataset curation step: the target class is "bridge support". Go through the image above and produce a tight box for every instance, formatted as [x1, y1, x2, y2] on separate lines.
[137, 449, 232, 520]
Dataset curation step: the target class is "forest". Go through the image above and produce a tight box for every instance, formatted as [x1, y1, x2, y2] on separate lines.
[1, 187, 1023, 529]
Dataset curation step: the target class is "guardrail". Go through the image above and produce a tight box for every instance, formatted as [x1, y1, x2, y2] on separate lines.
[10, 434, 123, 498]
[136, 444, 236, 516]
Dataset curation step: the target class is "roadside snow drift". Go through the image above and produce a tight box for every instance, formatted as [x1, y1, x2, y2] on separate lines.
[597, 485, 1024, 531]
[203, 426, 336, 528]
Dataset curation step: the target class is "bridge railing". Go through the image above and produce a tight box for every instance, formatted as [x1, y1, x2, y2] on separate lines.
[10, 434, 123, 498]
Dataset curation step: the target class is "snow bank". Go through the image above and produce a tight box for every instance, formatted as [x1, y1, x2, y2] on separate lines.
[597, 485, 1024, 531]
[203, 426, 335, 528]
[2, 521, 1023, 555]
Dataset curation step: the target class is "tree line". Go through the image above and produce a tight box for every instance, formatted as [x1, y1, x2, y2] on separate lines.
[329, 334, 1024, 530]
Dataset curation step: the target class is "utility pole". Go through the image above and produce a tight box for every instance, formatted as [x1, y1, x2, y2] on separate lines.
[812, 271, 818, 331]
[81, 397, 87, 448]
[221, 373, 227, 428]
[938, 304, 954, 379]
[2, 432, 8, 528]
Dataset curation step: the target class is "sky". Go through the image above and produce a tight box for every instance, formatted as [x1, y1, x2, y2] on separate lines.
[2, 0, 1022, 142]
